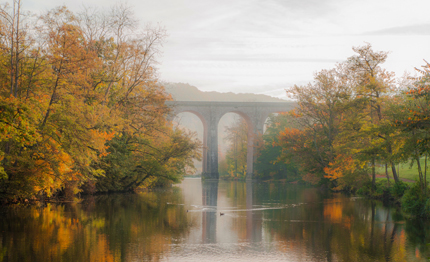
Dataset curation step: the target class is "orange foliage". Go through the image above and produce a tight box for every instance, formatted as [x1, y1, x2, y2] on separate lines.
[279, 127, 302, 139]
[323, 155, 355, 181]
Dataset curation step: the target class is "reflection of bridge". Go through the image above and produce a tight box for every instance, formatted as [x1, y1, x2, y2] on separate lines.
[166, 101, 295, 179]
[201, 180, 262, 243]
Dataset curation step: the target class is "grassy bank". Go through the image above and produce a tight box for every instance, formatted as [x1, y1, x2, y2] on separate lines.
[375, 158, 429, 184]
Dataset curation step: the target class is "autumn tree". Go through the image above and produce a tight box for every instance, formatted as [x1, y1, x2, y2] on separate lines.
[278, 44, 405, 191]
[394, 61, 430, 191]
[279, 67, 351, 186]
[220, 117, 248, 179]
[0, 3, 201, 199]
[0, 0, 35, 97]
[342, 43, 400, 187]
[0, 6, 114, 197]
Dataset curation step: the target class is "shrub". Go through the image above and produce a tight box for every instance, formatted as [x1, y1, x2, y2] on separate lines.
[402, 182, 430, 218]
[390, 181, 409, 199]
[357, 180, 387, 198]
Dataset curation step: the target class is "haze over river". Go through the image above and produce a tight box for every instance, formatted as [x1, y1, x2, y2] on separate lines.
[1, 178, 430, 261]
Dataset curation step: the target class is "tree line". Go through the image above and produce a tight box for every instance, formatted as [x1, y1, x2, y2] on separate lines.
[278, 44, 429, 189]
[222, 44, 430, 217]
[0, 1, 201, 200]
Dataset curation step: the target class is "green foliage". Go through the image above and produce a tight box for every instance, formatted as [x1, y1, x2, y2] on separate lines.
[402, 60, 430, 155]
[390, 180, 409, 198]
[357, 179, 409, 201]
[94, 128, 201, 192]
[402, 182, 430, 218]
[332, 167, 369, 193]
[356, 180, 387, 198]
[254, 114, 299, 181]
[93, 134, 134, 192]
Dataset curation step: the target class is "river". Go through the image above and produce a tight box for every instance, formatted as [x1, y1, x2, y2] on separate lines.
[1, 178, 429, 261]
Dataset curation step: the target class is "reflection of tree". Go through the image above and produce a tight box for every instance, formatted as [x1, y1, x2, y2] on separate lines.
[203, 181, 429, 261]
[257, 185, 420, 261]
[405, 219, 430, 260]
[0, 188, 193, 262]
[2, 183, 430, 261]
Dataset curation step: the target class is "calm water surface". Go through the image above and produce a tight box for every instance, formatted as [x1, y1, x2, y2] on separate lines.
[1, 178, 430, 261]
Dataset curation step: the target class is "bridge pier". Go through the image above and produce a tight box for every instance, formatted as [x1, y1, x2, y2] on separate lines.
[204, 108, 220, 179]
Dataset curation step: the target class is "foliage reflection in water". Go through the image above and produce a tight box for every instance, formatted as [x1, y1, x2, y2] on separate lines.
[1, 178, 430, 261]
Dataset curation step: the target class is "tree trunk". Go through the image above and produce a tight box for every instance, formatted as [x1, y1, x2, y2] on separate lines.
[372, 157, 376, 190]
[416, 157, 424, 190]
[425, 154, 428, 191]
[386, 143, 399, 183]
[41, 61, 62, 128]
[10, 5, 15, 97]
[385, 164, 390, 184]
[390, 162, 399, 184]
[14, 1, 21, 98]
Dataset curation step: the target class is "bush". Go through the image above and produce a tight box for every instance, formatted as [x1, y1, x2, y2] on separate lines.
[356, 180, 388, 198]
[390, 181, 409, 199]
[424, 198, 430, 217]
[356, 184, 370, 196]
[402, 182, 430, 218]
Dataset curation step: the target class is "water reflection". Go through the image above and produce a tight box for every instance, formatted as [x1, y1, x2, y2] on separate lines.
[0, 189, 191, 262]
[201, 180, 218, 243]
[246, 181, 262, 243]
[0, 179, 430, 261]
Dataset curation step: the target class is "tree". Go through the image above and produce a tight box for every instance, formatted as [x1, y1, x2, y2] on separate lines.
[394, 61, 430, 191]
[0, 0, 34, 97]
[279, 67, 351, 186]
[277, 44, 404, 191]
[254, 113, 299, 181]
[0, 3, 200, 199]
[95, 127, 201, 192]
[343, 43, 400, 186]
[221, 117, 248, 179]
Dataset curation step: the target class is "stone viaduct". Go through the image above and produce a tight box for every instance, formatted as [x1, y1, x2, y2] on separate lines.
[165, 101, 295, 179]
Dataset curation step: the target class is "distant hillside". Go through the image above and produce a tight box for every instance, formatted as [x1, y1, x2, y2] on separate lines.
[163, 82, 285, 102]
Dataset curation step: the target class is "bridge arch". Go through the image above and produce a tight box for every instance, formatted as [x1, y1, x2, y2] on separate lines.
[166, 101, 295, 179]
[218, 111, 256, 178]
[173, 110, 208, 175]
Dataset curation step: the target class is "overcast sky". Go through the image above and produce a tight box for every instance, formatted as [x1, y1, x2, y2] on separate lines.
[22, 0, 430, 99]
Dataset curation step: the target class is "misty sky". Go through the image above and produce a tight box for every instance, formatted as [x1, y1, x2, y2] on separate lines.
[23, 0, 430, 99]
